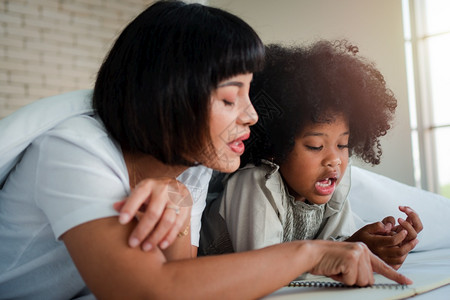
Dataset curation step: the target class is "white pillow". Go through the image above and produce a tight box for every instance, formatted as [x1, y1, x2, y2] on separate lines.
[349, 166, 450, 251]
[0, 90, 93, 187]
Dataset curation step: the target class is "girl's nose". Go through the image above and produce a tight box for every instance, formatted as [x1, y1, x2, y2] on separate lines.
[323, 151, 342, 167]
[326, 157, 342, 167]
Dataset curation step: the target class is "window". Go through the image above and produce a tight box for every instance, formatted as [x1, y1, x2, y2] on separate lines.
[403, 0, 450, 197]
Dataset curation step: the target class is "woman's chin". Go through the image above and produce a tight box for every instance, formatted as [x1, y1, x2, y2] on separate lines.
[208, 157, 240, 173]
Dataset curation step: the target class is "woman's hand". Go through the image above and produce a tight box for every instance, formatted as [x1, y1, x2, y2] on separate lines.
[114, 177, 193, 251]
[309, 241, 412, 286]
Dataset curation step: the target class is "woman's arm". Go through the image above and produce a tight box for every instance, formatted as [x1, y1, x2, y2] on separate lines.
[63, 216, 411, 299]
[113, 177, 193, 252]
[159, 206, 193, 260]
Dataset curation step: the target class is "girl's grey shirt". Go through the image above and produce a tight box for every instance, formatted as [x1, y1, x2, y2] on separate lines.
[219, 160, 355, 252]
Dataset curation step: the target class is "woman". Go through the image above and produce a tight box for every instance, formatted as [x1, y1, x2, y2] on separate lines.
[0, 1, 410, 299]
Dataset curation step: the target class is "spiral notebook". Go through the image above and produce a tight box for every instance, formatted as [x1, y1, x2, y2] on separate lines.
[265, 272, 450, 300]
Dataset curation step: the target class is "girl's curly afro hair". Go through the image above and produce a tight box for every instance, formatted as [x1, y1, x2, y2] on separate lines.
[244, 40, 397, 166]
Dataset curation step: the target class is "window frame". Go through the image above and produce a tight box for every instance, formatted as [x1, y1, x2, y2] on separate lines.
[404, 0, 450, 195]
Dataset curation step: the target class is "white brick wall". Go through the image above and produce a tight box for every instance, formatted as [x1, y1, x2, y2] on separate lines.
[0, 0, 150, 119]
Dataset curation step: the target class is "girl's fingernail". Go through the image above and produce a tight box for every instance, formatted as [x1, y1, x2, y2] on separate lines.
[129, 237, 139, 248]
[160, 240, 169, 249]
[142, 242, 152, 252]
[119, 213, 130, 224]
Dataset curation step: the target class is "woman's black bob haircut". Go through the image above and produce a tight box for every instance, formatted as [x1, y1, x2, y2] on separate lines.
[244, 40, 397, 167]
[93, 0, 264, 165]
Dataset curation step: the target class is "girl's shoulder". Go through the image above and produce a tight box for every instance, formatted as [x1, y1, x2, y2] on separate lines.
[227, 160, 282, 186]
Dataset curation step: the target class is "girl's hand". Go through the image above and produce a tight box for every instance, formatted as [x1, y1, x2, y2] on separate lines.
[393, 206, 423, 244]
[113, 177, 193, 251]
[347, 206, 423, 270]
[346, 221, 416, 269]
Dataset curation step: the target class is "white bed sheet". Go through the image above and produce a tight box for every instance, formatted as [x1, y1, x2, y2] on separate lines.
[349, 166, 450, 252]
[400, 248, 450, 299]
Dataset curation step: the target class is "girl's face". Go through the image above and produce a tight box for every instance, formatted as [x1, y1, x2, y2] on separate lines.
[279, 114, 349, 205]
[206, 73, 258, 173]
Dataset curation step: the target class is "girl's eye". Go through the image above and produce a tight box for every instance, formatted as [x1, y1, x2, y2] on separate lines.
[338, 144, 349, 149]
[222, 99, 235, 106]
[306, 145, 323, 151]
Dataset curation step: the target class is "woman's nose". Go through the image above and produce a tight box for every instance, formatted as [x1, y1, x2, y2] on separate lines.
[238, 101, 258, 126]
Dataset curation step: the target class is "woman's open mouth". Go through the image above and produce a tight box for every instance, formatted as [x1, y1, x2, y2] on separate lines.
[228, 132, 250, 155]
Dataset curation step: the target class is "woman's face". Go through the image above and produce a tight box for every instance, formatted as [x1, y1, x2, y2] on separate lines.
[279, 114, 349, 205]
[205, 73, 258, 173]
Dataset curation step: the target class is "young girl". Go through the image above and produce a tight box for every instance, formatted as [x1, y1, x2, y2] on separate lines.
[0, 3, 411, 299]
[200, 41, 422, 270]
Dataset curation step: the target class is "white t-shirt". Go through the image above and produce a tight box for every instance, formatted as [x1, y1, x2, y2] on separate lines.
[0, 91, 211, 299]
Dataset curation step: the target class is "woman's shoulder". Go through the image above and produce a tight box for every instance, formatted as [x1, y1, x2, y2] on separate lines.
[35, 113, 124, 174]
[46, 113, 107, 141]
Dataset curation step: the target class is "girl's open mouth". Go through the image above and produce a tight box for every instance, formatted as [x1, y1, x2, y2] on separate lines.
[315, 177, 337, 195]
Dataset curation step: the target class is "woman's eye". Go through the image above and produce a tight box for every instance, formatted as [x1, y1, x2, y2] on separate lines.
[222, 99, 235, 106]
[306, 145, 323, 151]
[338, 144, 349, 149]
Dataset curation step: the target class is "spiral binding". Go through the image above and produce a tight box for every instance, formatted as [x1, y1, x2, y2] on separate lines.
[288, 280, 407, 289]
